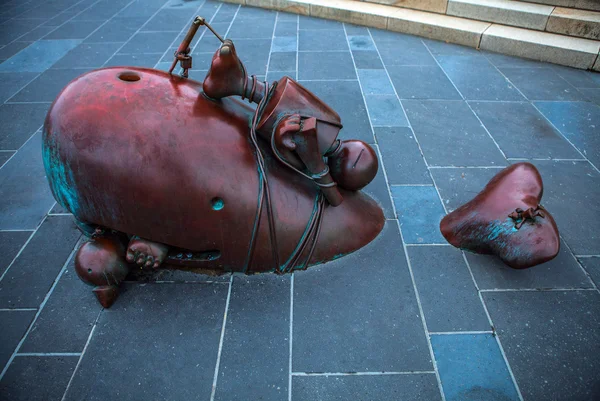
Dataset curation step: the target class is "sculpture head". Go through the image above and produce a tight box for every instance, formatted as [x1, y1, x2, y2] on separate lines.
[327, 140, 378, 191]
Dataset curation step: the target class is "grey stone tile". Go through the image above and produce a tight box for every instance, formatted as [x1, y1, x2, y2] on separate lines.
[9, 68, 84, 102]
[0, 355, 78, 401]
[275, 21, 297, 37]
[345, 24, 369, 35]
[126, 267, 230, 283]
[64, 283, 227, 401]
[579, 257, 600, 287]
[374, 34, 436, 66]
[0, 310, 36, 370]
[364, 95, 408, 127]
[348, 35, 375, 51]
[391, 186, 446, 244]
[0, 41, 32, 62]
[50, 202, 69, 214]
[500, 67, 584, 101]
[466, 240, 594, 290]
[430, 167, 505, 212]
[51, 42, 123, 69]
[0, 21, 44, 45]
[72, 0, 131, 21]
[299, 80, 372, 144]
[117, 0, 164, 18]
[236, 6, 276, 20]
[42, 10, 81, 27]
[299, 30, 347, 52]
[533, 160, 600, 256]
[0, 216, 80, 308]
[0, 133, 56, 230]
[438, 55, 525, 101]
[278, 12, 298, 21]
[44, 20, 104, 40]
[0, 151, 14, 167]
[362, 145, 394, 219]
[266, 70, 292, 83]
[552, 65, 600, 89]
[0, 39, 81, 72]
[484, 52, 546, 68]
[423, 39, 481, 56]
[229, 18, 275, 39]
[104, 52, 163, 68]
[483, 290, 600, 401]
[375, 127, 431, 185]
[0, 72, 37, 103]
[408, 246, 490, 332]
[20, 260, 102, 353]
[292, 374, 441, 401]
[352, 50, 383, 69]
[232, 38, 271, 76]
[357, 69, 394, 95]
[403, 100, 507, 167]
[298, 51, 355, 80]
[0, 231, 31, 277]
[17, 26, 56, 42]
[272, 36, 297, 52]
[293, 223, 432, 372]
[470, 101, 581, 159]
[579, 88, 600, 106]
[299, 16, 343, 31]
[119, 31, 177, 54]
[214, 275, 289, 401]
[142, 8, 193, 30]
[535, 101, 600, 169]
[388, 66, 461, 100]
[0, 103, 48, 150]
[84, 17, 147, 43]
[269, 52, 295, 72]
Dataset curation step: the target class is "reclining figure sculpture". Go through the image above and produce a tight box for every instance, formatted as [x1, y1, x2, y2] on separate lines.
[439, 163, 560, 269]
[43, 17, 385, 307]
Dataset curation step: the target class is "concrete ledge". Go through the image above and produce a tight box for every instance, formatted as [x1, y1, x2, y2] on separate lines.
[546, 7, 600, 40]
[361, 0, 449, 14]
[516, 0, 600, 12]
[447, 0, 553, 30]
[481, 24, 600, 68]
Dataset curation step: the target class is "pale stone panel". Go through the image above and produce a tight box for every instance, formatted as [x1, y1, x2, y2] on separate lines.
[361, 0, 448, 14]
[546, 7, 600, 40]
[447, 0, 552, 30]
[310, 0, 394, 29]
[522, 0, 600, 12]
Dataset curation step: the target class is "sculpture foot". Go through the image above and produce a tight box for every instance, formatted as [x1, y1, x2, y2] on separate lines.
[203, 39, 247, 100]
[126, 237, 169, 269]
[75, 235, 130, 308]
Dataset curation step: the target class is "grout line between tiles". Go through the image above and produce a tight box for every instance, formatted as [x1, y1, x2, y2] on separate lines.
[430, 331, 493, 335]
[209, 274, 233, 401]
[292, 371, 437, 376]
[17, 352, 81, 357]
[288, 273, 294, 401]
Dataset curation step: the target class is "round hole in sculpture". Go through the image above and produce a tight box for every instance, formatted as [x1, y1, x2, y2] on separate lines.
[211, 197, 224, 211]
[118, 71, 140, 82]
[87, 268, 92, 274]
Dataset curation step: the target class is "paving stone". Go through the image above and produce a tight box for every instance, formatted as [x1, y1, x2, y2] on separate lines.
[17, 26, 57, 42]
[484, 52, 546, 68]
[232, 38, 272, 76]
[126, 267, 230, 283]
[84, 17, 147, 43]
[298, 51, 355, 80]
[579, 257, 600, 287]
[388, 66, 461, 100]
[236, 6, 277, 20]
[299, 16, 343, 30]
[438, 55, 525, 101]
[20, 260, 102, 353]
[0, 133, 56, 230]
[0, 72, 37, 103]
[0, 310, 36, 371]
[50, 202, 69, 214]
[0, 103, 48, 150]
[579, 88, 600, 106]
[117, 0, 165, 18]
[408, 246, 490, 332]
[0, 231, 31, 277]
[229, 17, 275, 39]
[64, 283, 227, 401]
[0, 41, 32, 62]
[391, 186, 446, 244]
[299, 29, 347, 52]
[423, 38, 484, 56]
[44, 20, 104, 40]
[374, 34, 437, 66]
[345, 24, 370, 35]
[42, 10, 81, 27]
[9, 68, 84, 102]
[275, 21, 297, 36]
[466, 239, 594, 290]
[357, 69, 394, 95]
[0, 151, 14, 167]
[375, 127, 431, 185]
[0, 21, 44, 45]
[293, 223, 432, 372]
[403, 100, 507, 167]
[292, 374, 442, 401]
[299, 80, 372, 143]
[272, 36, 297, 52]
[190, 23, 231, 52]
[214, 275, 289, 401]
[430, 167, 505, 212]
[535, 101, 600, 169]
[0, 216, 80, 308]
[0, 355, 78, 401]
[470, 101, 581, 159]
[483, 290, 600, 401]
[51, 42, 123, 68]
[268, 51, 295, 71]
[104, 52, 163, 68]
[72, 0, 131, 21]
[348, 35, 375, 51]
[362, 145, 395, 219]
[266, 70, 293, 82]
[351, 50, 383, 69]
[430, 333, 520, 401]
[119, 31, 177, 54]
[0, 39, 81, 72]
[142, 8, 194, 31]
[552, 65, 600, 89]
[532, 160, 600, 256]
[364, 95, 408, 127]
[499, 67, 584, 101]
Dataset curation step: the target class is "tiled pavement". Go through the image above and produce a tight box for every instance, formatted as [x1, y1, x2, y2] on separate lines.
[0, 0, 599, 400]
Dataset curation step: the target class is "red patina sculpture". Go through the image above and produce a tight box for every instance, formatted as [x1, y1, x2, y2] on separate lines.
[439, 163, 560, 269]
[43, 17, 384, 307]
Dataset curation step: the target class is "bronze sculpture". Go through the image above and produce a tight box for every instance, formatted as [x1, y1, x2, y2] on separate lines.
[43, 17, 384, 307]
[439, 163, 560, 269]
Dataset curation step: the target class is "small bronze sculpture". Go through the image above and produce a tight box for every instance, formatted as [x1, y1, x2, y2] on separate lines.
[440, 163, 560, 269]
[42, 17, 384, 307]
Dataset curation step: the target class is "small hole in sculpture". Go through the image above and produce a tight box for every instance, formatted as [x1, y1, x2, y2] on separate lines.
[87, 268, 92, 274]
[211, 197, 224, 211]
[118, 71, 141, 82]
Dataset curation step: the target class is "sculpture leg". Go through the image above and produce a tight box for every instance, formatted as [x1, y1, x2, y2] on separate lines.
[74, 234, 130, 308]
